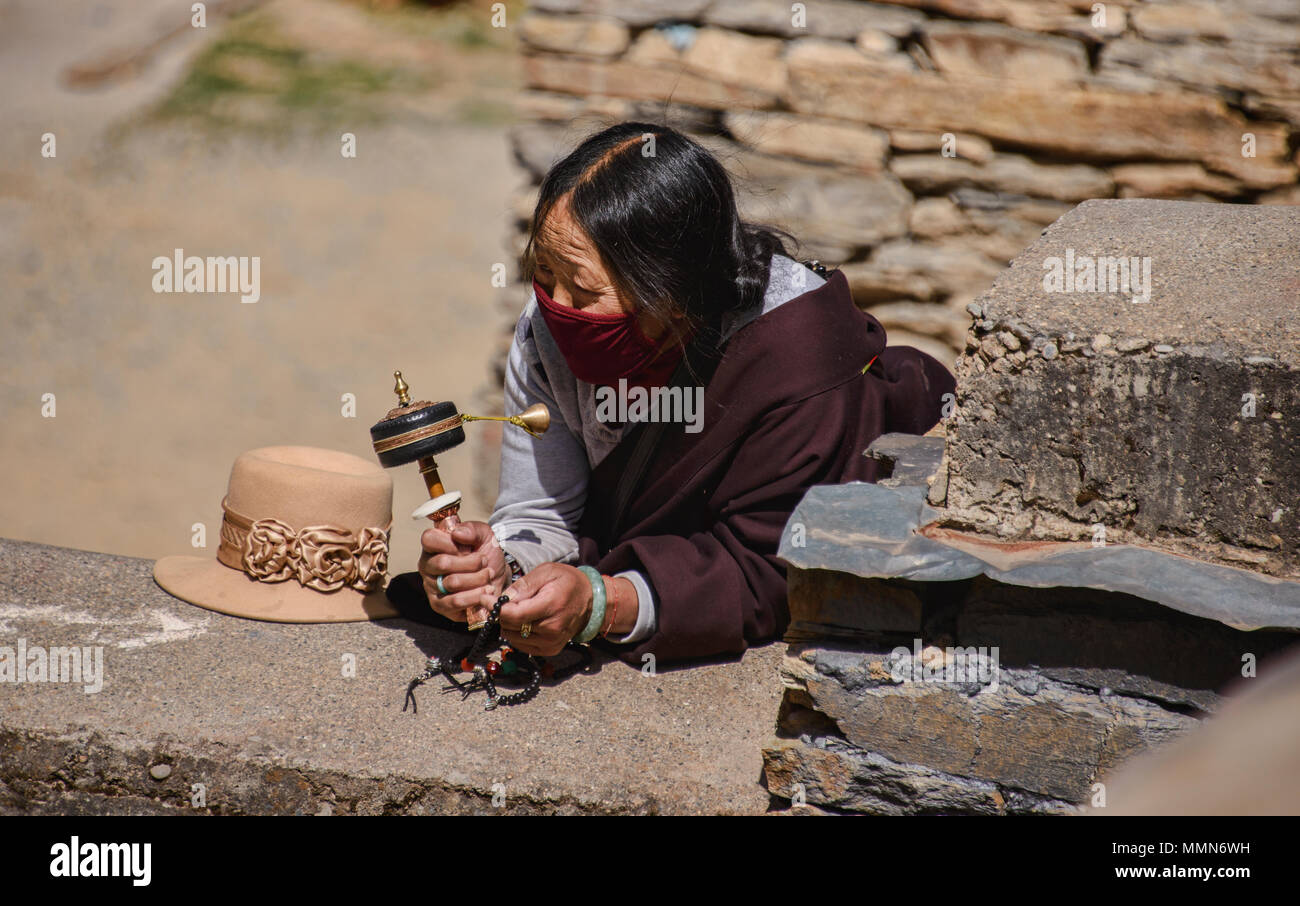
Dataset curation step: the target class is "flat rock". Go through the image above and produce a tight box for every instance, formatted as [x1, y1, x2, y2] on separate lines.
[725, 111, 889, 172]
[786, 43, 1293, 184]
[889, 129, 993, 163]
[705, 0, 925, 38]
[1110, 162, 1243, 199]
[522, 52, 778, 113]
[849, 239, 1004, 299]
[921, 20, 1089, 84]
[866, 432, 948, 485]
[872, 0, 1126, 40]
[890, 152, 1115, 202]
[1101, 36, 1300, 99]
[681, 27, 788, 96]
[946, 199, 1300, 578]
[770, 643, 1197, 805]
[519, 13, 630, 57]
[0, 538, 784, 815]
[529, 0, 711, 28]
[723, 149, 912, 249]
[1131, 1, 1300, 45]
[865, 300, 969, 346]
[779, 482, 1300, 630]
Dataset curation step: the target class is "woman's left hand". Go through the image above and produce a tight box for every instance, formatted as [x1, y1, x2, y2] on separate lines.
[497, 563, 594, 656]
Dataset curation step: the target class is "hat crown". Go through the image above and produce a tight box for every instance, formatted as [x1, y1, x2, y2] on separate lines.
[225, 446, 392, 530]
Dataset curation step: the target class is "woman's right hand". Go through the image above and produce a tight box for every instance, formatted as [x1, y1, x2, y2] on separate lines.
[417, 520, 510, 624]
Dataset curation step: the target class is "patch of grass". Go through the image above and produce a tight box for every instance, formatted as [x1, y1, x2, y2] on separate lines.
[371, 0, 523, 51]
[153, 11, 432, 132]
[452, 20, 494, 48]
[144, 1, 523, 135]
[158, 67, 250, 114]
[455, 96, 515, 125]
[279, 58, 400, 109]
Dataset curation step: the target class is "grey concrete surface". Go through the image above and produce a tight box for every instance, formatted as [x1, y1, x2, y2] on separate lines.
[0, 537, 784, 814]
[977, 199, 1300, 362]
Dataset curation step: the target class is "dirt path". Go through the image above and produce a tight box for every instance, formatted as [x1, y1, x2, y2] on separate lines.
[0, 0, 524, 577]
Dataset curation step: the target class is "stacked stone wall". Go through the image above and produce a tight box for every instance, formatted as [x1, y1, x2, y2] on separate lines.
[500, 0, 1299, 368]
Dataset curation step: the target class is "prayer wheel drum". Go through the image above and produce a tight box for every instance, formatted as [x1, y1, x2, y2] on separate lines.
[370, 373, 467, 522]
[370, 398, 465, 470]
[369, 371, 549, 523]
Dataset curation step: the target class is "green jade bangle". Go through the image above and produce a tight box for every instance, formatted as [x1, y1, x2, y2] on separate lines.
[575, 566, 607, 645]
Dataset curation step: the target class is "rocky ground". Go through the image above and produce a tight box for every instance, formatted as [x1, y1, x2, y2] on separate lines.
[0, 0, 526, 575]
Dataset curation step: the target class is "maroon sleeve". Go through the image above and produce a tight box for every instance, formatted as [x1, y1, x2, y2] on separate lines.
[877, 345, 957, 436]
[594, 388, 877, 664]
[593, 346, 954, 665]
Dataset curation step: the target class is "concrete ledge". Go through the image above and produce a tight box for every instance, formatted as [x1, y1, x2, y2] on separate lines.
[0, 538, 784, 815]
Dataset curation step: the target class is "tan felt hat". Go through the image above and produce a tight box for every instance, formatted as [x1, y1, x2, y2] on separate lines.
[153, 445, 401, 622]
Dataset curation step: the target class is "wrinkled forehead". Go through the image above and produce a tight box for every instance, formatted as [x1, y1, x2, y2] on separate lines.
[535, 196, 602, 269]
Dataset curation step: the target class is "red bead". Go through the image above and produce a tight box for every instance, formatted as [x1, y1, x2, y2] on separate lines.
[486, 661, 500, 676]
[460, 657, 474, 673]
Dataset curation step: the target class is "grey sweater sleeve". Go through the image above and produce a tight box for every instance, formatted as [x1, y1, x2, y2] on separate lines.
[488, 310, 587, 572]
[488, 306, 659, 644]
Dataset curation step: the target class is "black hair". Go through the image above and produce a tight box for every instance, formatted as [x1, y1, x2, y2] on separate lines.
[522, 121, 792, 355]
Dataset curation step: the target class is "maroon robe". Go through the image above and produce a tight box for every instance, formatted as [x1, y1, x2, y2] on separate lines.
[578, 269, 955, 665]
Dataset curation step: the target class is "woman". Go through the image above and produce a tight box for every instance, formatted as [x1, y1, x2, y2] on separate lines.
[415, 122, 954, 665]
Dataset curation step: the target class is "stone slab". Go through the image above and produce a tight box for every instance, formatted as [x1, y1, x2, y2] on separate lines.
[767, 643, 1198, 807]
[969, 199, 1300, 362]
[521, 52, 778, 112]
[866, 433, 947, 487]
[947, 199, 1300, 578]
[786, 569, 925, 639]
[763, 736, 1043, 815]
[529, 0, 711, 28]
[785, 42, 1294, 184]
[780, 483, 1300, 631]
[951, 580, 1300, 714]
[0, 538, 784, 815]
[705, 0, 926, 39]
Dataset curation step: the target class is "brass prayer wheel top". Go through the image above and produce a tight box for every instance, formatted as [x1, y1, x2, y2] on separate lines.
[379, 370, 437, 422]
[369, 371, 551, 470]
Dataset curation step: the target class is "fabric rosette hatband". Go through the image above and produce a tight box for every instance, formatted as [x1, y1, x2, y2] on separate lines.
[216, 498, 390, 593]
[154, 446, 401, 622]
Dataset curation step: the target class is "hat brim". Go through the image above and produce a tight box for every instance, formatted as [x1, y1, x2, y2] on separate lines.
[153, 555, 400, 623]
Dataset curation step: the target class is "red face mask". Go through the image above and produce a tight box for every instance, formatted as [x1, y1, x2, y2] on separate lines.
[532, 279, 681, 387]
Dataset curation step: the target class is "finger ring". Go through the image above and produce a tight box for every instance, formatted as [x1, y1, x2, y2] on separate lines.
[521, 622, 532, 639]
[435, 575, 448, 597]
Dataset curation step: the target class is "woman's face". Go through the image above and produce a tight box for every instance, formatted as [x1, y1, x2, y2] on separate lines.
[532, 195, 670, 341]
